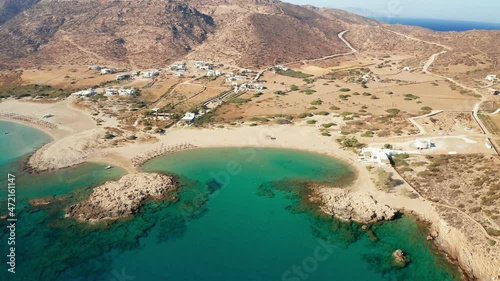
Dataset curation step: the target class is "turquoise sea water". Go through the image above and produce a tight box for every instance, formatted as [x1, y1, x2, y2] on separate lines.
[0, 121, 462, 281]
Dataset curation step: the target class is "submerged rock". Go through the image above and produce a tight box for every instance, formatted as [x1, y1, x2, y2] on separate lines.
[392, 249, 409, 267]
[319, 188, 397, 223]
[66, 173, 177, 222]
[29, 196, 54, 206]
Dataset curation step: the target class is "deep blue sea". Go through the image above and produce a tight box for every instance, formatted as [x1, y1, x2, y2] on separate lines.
[375, 17, 500, 32]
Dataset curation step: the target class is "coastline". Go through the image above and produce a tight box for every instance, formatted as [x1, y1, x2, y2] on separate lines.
[1, 99, 497, 280]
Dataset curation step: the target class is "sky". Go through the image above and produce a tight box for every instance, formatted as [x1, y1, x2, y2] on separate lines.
[282, 0, 500, 24]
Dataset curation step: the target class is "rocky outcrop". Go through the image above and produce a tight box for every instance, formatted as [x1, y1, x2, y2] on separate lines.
[29, 196, 53, 206]
[319, 188, 397, 223]
[66, 173, 176, 222]
[392, 249, 409, 267]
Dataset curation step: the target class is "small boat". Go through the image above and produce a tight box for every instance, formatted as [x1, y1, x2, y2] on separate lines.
[105, 165, 113, 170]
[4, 131, 8, 135]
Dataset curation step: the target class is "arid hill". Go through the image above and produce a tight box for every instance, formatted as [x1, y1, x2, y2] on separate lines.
[0, 0, 363, 68]
[0, 0, 216, 68]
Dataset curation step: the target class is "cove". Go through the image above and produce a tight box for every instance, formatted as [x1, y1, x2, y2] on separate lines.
[0, 132, 463, 280]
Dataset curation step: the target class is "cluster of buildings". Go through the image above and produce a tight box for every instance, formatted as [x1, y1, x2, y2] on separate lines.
[171, 62, 187, 72]
[194, 61, 214, 70]
[207, 70, 224, 77]
[359, 139, 432, 166]
[105, 87, 137, 96]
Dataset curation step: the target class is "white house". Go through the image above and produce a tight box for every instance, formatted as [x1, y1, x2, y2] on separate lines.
[486, 75, 497, 82]
[215, 70, 223, 76]
[359, 148, 391, 166]
[118, 87, 136, 96]
[234, 75, 247, 80]
[403, 66, 411, 71]
[105, 88, 118, 95]
[274, 65, 289, 71]
[89, 65, 102, 70]
[100, 68, 113, 75]
[116, 74, 130, 81]
[171, 63, 186, 72]
[143, 71, 159, 78]
[207, 70, 215, 76]
[248, 83, 264, 91]
[415, 139, 431, 150]
[179, 112, 196, 125]
[72, 88, 96, 97]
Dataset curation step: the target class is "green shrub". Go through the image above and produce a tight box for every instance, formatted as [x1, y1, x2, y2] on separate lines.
[310, 99, 323, 106]
[306, 120, 317, 124]
[386, 108, 401, 115]
[339, 88, 351, 92]
[276, 69, 313, 79]
[301, 89, 316, 95]
[361, 131, 374, 137]
[298, 113, 313, 118]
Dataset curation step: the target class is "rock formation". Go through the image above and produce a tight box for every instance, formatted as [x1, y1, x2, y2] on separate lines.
[392, 249, 409, 267]
[319, 188, 397, 223]
[29, 196, 53, 206]
[66, 173, 176, 222]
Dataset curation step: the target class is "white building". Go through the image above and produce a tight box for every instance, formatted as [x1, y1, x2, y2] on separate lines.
[207, 70, 215, 76]
[72, 88, 96, 97]
[403, 66, 411, 71]
[143, 71, 159, 78]
[171, 63, 186, 72]
[415, 139, 431, 150]
[118, 87, 136, 96]
[100, 68, 113, 75]
[179, 112, 196, 125]
[89, 65, 102, 70]
[274, 65, 289, 71]
[215, 70, 223, 76]
[486, 75, 497, 82]
[105, 88, 118, 95]
[359, 148, 391, 166]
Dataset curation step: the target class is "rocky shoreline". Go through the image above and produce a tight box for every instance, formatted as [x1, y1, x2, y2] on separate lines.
[317, 187, 398, 223]
[412, 211, 499, 281]
[66, 172, 177, 222]
[315, 186, 498, 280]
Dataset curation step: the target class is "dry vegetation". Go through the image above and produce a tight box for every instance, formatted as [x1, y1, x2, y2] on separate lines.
[395, 154, 500, 242]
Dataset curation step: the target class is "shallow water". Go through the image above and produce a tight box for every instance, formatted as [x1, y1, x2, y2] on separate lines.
[0, 122, 462, 281]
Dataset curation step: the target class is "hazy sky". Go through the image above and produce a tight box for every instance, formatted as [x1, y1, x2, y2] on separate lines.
[283, 0, 500, 23]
